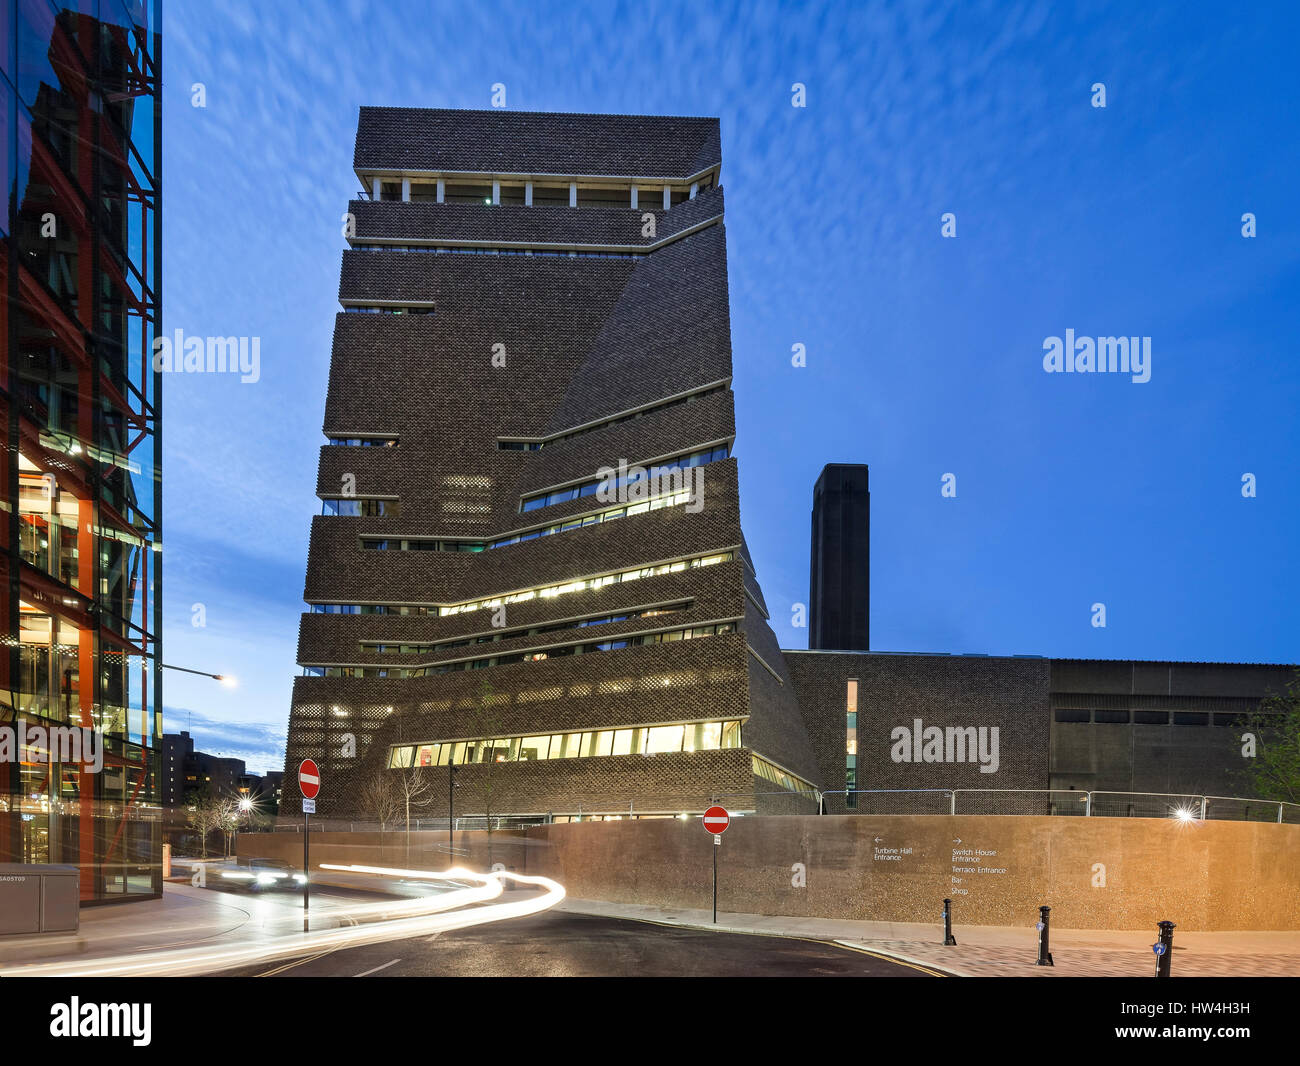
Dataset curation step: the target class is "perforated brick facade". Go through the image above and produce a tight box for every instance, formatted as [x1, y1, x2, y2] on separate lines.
[283, 108, 816, 819]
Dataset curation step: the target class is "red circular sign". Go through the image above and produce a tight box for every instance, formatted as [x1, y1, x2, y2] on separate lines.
[702, 805, 730, 834]
[298, 759, 321, 799]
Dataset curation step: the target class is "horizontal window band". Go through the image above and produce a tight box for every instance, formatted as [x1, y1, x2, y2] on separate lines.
[302, 620, 739, 677]
[345, 213, 722, 256]
[520, 442, 732, 509]
[305, 547, 740, 615]
[356, 600, 697, 655]
[496, 381, 731, 449]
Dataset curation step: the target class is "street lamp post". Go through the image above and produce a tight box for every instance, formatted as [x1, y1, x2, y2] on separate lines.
[448, 762, 456, 869]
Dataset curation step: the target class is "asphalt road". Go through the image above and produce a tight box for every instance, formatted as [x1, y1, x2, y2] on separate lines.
[213, 909, 941, 977]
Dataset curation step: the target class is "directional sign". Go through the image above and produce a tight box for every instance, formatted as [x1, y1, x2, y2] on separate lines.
[702, 806, 730, 834]
[299, 759, 321, 800]
[1153, 942, 1167, 956]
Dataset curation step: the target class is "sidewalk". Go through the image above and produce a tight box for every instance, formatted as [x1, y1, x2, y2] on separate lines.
[557, 898, 1300, 976]
[0, 865, 378, 971]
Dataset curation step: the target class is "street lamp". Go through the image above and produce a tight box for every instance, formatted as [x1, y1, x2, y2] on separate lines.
[161, 663, 236, 686]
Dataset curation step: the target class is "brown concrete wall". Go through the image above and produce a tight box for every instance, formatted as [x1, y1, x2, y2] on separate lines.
[238, 814, 1300, 931]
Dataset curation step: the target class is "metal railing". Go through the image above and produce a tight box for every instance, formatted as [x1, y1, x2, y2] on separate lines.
[263, 789, 1299, 830]
[817, 788, 1300, 823]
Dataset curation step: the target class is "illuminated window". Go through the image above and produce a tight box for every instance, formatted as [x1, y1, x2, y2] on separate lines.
[644, 725, 685, 754]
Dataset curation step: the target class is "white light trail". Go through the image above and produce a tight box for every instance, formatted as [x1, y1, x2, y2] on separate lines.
[0, 867, 564, 978]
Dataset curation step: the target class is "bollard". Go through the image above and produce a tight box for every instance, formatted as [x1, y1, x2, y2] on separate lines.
[1153, 920, 1175, 978]
[942, 897, 957, 945]
[1036, 905, 1054, 966]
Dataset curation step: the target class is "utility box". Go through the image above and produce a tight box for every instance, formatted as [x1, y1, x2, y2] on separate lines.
[0, 865, 80, 935]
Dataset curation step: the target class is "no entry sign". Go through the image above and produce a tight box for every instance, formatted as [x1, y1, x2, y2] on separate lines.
[299, 759, 321, 800]
[702, 805, 730, 834]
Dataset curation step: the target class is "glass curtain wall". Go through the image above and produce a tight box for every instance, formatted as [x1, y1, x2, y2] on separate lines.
[1, 0, 162, 902]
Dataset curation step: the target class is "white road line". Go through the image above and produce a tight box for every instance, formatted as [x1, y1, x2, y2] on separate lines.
[354, 958, 401, 977]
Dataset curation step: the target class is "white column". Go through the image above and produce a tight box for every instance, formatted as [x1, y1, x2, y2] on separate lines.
[436, 179, 445, 204]
[525, 181, 533, 206]
[371, 176, 382, 201]
[401, 177, 411, 202]
[630, 186, 638, 209]
[662, 185, 670, 210]
[569, 182, 578, 208]
[689, 182, 699, 200]
[492, 179, 501, 205]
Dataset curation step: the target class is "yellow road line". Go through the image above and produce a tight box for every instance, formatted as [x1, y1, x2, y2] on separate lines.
[255, 949, 337, 977]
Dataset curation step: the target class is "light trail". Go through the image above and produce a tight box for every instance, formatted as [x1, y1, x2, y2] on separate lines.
[0, 867, 565, 978]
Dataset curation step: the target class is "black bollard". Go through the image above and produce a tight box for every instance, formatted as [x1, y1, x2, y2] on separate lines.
[1154, 920, 1175, 978]
[1036, 905, 1054, 966]
[943, 897, 957, 945]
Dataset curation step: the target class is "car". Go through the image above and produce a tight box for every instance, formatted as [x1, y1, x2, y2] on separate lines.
[217, 857, 307, 892]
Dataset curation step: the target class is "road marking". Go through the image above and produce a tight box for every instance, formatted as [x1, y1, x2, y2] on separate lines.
[256, 950, 335, 977]
[829, 940, 952, 977]
[354, 957, 402, 977]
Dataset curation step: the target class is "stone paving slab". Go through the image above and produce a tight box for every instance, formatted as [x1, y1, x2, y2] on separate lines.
[558, 898, 1300, 977]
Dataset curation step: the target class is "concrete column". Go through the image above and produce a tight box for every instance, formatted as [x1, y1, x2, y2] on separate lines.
[569, 182, 578, 208]
[662, 185, 671, 210]
[630, 186, 638, 209]
[371, 176, 381, 201]
[401, 177, 411, 202]
[690, 182, 699, 200]
[492, 179, 500, 205]
[525, 181, 533, 206]
[436, 179, 445, 204]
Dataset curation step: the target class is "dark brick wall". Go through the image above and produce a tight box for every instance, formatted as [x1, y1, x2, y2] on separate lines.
[301, 462, 743, 604]
[325, 749, 755, 821]
[353, 107, 720, 177]
[784, 652, 1052, 809]
[1049, 658, 1297, 796]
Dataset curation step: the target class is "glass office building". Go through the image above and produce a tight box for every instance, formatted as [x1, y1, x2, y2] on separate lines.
[0, 0, 162, 901]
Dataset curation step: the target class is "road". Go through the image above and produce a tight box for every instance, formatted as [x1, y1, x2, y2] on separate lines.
[213, 909, 942, 977]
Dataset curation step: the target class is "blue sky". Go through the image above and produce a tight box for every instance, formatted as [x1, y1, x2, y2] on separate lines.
[160, 0, 1300, 772]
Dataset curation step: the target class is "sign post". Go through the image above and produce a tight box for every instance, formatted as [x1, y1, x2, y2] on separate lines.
[299, 759, 321, 932]
[702, 806, 730, 923]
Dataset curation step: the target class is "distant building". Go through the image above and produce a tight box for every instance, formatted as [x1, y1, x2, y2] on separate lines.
[161, 732, 245, 805]
[161, 732, 195, 808]
[808, 464, 870, 651]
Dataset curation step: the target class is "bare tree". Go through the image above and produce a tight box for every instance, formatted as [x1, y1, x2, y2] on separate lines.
[393, 765, 434, 864]
[186, 790, 240, 859]
[359, 770, 402, 832]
